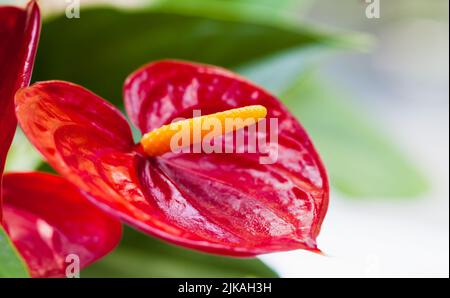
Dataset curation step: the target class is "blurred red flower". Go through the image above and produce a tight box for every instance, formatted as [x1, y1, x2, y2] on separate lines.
[0, 1, 121, 278]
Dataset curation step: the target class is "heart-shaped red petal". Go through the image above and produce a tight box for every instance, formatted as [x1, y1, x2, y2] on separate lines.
[2, 172, 122, 277]
[125, 60, 329, 251]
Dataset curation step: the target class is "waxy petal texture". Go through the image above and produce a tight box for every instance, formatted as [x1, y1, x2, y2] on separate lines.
[16, 61, 329, 256]
[2, 172, 122, 278]
[0, 1, 40, 220]
[125, 61, 329, 252]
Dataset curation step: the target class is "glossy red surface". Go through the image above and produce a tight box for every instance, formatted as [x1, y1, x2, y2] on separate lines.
[2, 172, 122, 277]
[0, 1, 40, 220]
[16, 60, 329, 256]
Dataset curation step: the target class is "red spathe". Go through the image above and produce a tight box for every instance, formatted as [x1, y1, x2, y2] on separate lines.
[0, 0, 40, 221]
[2, 172, 122, 277]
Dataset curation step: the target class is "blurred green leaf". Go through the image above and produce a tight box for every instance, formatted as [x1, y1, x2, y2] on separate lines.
[34, 6, 359, 107]
[280, 74, 429, 198]
[213, 0, 304, 10]
[237, 45, 330, 95]
[82, 227, 278, 278]
[149, 0, 313, 22]
[0, 226, 29, 278]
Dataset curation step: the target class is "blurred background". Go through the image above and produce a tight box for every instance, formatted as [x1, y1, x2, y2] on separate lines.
[3, 0, 449, 277]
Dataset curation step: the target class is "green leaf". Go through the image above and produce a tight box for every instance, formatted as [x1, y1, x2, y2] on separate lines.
[237, 45, 332, 95]
[209, 0, 304, 10]
[33, 6, 357, 107]
[149, 0, 312, 23]
[280, 74, 429, 198]
[0, 226, 29, 278]
[82, 227, 278, 278]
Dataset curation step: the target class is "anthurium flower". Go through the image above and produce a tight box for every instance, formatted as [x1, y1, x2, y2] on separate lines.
[16, 60, 329, 256]
[1, 1, 122, 278]
[2, 172, 122, 277]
